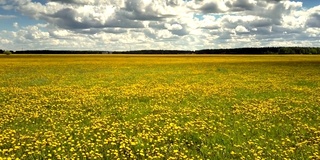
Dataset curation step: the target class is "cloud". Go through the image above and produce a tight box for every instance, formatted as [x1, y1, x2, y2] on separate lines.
[0, 38, 11, 45]
[13, 22, 18, 28]
[186, 0, 228, 13]
[225, 0, 256, 11]
[306, 6, 320, 28]
[48, 0, 78, 4]
[24, 26, 50, 40]
[235, 25, 249, 33]
[121, 0, 177, 20]
[0, 0, 319, 51]
[307, 14, 320, 28]
[47, 0, 125, 6]
[199, 2, 226, 13]
[0, 0, 6, 5]
[0, 14, 16, 19]
[42, 6, 145, 30]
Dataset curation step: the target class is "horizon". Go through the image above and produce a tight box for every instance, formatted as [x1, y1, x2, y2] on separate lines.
[1, 0, 320, 51]
[2, 46, 320, 55]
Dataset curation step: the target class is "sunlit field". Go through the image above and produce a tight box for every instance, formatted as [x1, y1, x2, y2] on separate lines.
[0, 54, 320, 159]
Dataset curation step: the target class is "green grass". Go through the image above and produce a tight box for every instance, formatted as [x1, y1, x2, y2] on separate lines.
[0, 54, 320, 159]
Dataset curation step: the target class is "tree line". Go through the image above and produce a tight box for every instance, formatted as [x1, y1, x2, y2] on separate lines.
[1, 47, 320, 55]
[197, 47, 320, 54]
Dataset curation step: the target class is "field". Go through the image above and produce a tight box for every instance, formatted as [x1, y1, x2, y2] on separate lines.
[0, 54, 320, 159]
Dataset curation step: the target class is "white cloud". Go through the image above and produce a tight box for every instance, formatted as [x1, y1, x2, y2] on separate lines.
[235, 25, 249, 33]
[13, 22, 18, 28]
[165, 23, 183, 30]
[306, 28, 320, 37]
[0, 0, 319, 50]
[51, 29, 70, 38]
[0, 38, 11, 44]
[24, 26, 50, 40]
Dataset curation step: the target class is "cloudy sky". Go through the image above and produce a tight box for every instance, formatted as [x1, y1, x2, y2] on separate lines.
[0, 0, 319, 51]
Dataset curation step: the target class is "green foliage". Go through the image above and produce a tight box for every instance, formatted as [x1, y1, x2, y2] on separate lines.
[279, 47, 320, 54]
[10, 47, 320, 55]
[4, 50, 12, 55]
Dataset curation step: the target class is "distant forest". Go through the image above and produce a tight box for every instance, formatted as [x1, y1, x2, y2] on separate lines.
[1, 47, 320, 55]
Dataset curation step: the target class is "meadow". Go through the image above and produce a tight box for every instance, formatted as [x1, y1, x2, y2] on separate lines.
[0, 54, 319, 159]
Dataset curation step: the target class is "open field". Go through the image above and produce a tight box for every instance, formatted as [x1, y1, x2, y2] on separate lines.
[0, 55, 320, 159]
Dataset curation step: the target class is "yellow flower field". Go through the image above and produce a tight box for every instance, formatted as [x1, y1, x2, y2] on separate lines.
[0, 54, 319, 159]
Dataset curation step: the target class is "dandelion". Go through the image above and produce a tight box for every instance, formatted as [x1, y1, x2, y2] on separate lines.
[0, 55, 319, 159]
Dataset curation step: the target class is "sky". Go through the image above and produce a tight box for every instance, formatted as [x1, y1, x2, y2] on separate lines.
[0, 0, 320, 51]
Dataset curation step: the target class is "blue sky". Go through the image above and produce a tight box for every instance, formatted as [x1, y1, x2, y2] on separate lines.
[1, 0, 320, 51]
[301, 1, 318, 8]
